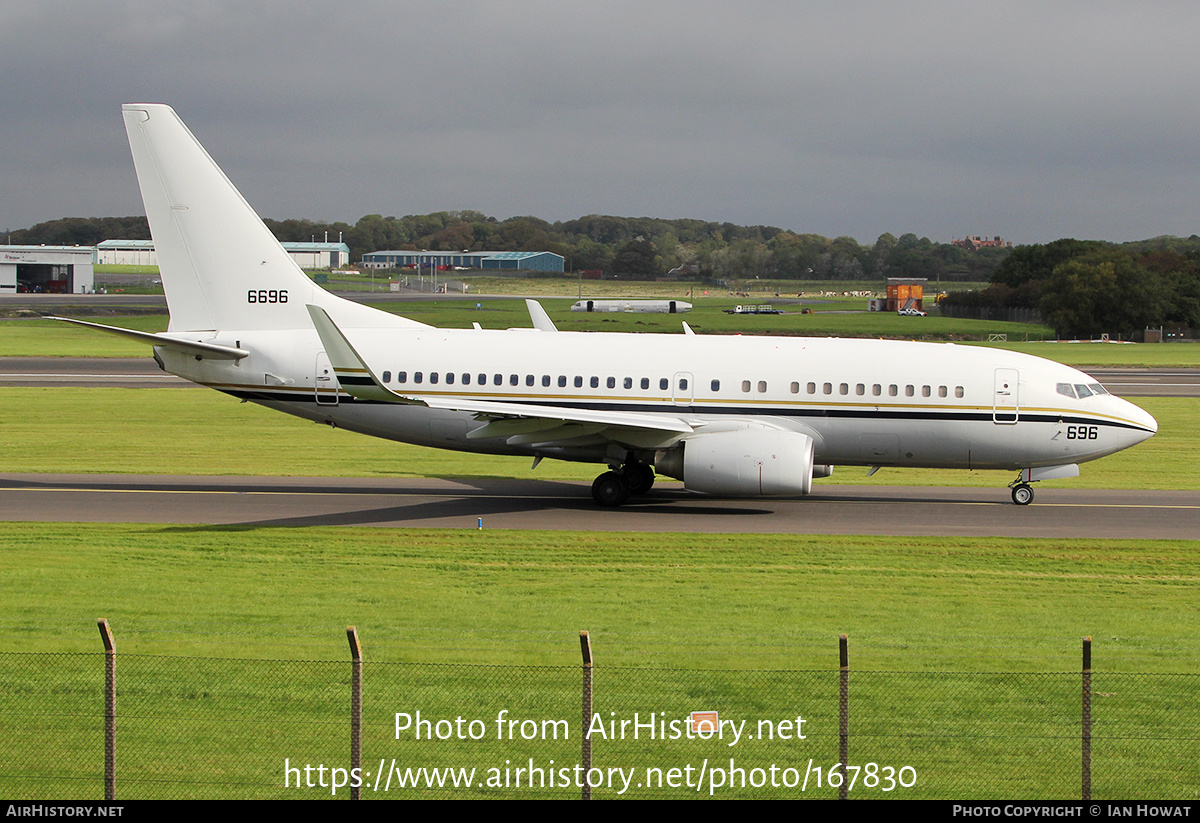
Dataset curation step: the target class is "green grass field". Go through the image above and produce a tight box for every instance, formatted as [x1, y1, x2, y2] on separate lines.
[3, 525, 1196, 671]
[1, 525, 1196, 799]
[6, 306, 1200, 363]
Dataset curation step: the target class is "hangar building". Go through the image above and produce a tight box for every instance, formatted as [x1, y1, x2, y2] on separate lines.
[361, 250, 565, 273]
[1, 246, 96, 294]
[96, 239, 352, 269]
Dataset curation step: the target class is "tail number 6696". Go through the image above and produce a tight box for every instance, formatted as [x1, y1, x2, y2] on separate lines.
[248, 289, 288, 304]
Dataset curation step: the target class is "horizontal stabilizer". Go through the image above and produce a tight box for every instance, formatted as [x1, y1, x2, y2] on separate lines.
[48, 316, 248, 360]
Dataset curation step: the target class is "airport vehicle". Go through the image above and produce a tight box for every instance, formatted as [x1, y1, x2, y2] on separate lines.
[55, 105, 1157, 506]
[898, 307, 926, 317]
[570, 299, 691, 313]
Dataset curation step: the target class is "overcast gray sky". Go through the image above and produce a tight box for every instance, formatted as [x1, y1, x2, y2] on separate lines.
[3, 0, 1199, 245]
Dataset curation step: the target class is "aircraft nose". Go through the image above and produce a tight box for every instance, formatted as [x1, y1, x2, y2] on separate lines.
[1122, 398, 1157, 440]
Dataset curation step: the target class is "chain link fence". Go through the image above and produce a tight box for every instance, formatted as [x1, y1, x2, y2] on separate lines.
[1, 629, 1196, 799]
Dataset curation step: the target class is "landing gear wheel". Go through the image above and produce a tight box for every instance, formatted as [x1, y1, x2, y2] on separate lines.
[1011, 483, 1034, 506]
[592, 471, 631, 507]
[622, 462, 656, 495]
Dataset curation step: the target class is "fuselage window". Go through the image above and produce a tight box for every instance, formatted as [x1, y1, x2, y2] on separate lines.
[790, 382, 800, 394]
[575, 376, 583, 388]
[494, 374, 502, 386]
[510, 374, 519, 386]
[872, 384, 881, 396]
[889, 384, 898, 396]
[414, 372, 424, 384]
[758, 381, 767, 393]
[607, 377, 616, 389]
[938, 385, 947, 398]
[541, 375, 551, 387]
[624, 377, 633, 389]
[678, 377, 689, 390]
[856, 383, 865, 396]
[446, 373, 455, 385]
[526, 375, 535, 387]
[742, 380, 752, 393]
[839, 383, 849, 395]
[430, 372, 439, 384]
[397, 371, 407, 384]
[590, 376, 599, 388]
[558, 375, 567, 388]
[922, 385, 931, 397]
[823, 383, 832, 395]
[660, 378, 669, 391]
[462, 373, 471, 385]
[807, 382, 816, 394]
[955, 386, 965, 398]
[641, 377, 650, 390]
[905, 385, 914, 397]
[382, 370, 391, 383]
[711, 379, 721, 392]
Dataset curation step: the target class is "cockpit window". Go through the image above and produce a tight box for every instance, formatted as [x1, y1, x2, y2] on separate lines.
[1075, 384, 1093, 399]
[1089, 383, 1109, 395]
[1056, 383, 1076, 399]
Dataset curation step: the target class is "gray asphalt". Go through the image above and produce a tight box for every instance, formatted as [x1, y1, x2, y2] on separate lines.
[1, 474, 1196, 538]
[2, 357, 1197, 395]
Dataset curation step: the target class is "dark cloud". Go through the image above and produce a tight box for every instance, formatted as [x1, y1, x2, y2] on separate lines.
[3, 0, 1199, 243]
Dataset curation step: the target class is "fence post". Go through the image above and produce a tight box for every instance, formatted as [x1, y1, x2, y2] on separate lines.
[97, 619, 116, 801]
[580, 631, 593, 801]
[347, 627, 363, 801]
[1082, 637, 1091, 801]
[839, 634, 848, 800]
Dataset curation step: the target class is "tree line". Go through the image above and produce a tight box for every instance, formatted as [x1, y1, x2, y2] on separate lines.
[7, 212, 1009, 282]
[942, 237, 1200, 337]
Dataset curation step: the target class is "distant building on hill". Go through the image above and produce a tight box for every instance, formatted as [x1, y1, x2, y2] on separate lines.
[952, 235, 1012, 252]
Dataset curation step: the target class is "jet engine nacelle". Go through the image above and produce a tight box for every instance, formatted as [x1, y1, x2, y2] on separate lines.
[665, 428, 815, 496]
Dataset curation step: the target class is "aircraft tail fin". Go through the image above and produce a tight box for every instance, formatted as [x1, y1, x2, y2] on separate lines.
[121, 104, 422, 333]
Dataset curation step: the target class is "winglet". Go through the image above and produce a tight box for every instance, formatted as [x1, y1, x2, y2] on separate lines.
[525, 299, 558, 332]
[305, 305, 422, 404]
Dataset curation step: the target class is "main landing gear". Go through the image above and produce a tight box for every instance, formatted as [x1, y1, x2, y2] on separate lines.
[591, 461, 656, 507]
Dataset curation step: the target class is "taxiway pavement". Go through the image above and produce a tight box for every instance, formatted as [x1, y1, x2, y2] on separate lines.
[2, 474, 1195, 539]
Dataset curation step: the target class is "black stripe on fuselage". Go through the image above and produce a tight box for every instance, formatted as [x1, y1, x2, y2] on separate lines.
[221, 388, 1153, 434]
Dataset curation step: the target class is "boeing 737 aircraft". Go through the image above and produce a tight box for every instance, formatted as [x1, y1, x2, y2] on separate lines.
[56, 104, 1157, 506]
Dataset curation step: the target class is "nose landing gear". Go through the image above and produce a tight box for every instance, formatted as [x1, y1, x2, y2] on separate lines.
[1010, 482, 1035, 505]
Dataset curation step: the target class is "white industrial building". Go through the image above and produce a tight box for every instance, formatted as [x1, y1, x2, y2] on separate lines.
[95, 239, 351, 269]
[96, 239, 158, 266]
[0, 246, 96, 294]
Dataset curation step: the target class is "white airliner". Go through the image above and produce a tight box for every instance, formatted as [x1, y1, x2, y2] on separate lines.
[56, 104, 1157, 507]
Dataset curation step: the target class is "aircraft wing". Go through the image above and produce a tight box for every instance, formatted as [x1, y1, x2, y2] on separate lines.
[306, 305, 694, 446]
